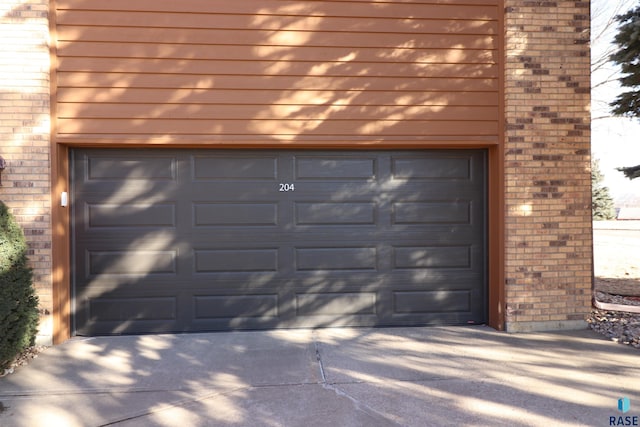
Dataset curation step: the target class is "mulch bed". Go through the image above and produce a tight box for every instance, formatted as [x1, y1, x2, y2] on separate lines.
[0, 345, 48, 378]
[589, 279, 640, 349]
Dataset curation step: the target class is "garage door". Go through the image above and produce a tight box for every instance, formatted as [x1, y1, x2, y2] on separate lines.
[71, 149, 486, 335]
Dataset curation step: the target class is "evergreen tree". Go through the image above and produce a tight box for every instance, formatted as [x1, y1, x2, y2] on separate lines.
[610, 4, 640, 117]
[592, 159, 617, 220]
[0, 201, 39, 371]
[609, 4, 640, 179]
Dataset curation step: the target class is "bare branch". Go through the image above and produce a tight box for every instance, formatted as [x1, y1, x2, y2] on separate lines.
[592, 115, 615, 121]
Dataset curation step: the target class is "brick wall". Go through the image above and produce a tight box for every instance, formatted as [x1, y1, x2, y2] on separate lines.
[0, 0, 52, 343]
[503, 1, 592, 331]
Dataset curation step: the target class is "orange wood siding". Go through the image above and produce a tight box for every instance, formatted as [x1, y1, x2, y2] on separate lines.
[54, 0, 500, 143]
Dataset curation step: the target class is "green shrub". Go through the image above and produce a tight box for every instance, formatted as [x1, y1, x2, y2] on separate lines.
[0, 201, 39, 371]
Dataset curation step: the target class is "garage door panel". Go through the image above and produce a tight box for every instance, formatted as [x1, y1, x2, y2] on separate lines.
[194, 295, 279, 320]
[76, 280, 185, 297]
[75, 294, 180, 335]
[381, 183, 481, 197]
[292, 269, 385, 283]
[85, 203, 177, 228]
[192, 155, 277, 181]
[295, 247, 378, 272]
[74, 189, 181, 206]
[193, 202, 278, 227]
[75, 181, 181, 197]
[383, 235, 479, 248]
[393, 246, 471, 270]
[72, 149, 486, 334]
[85, 250, 177, 276]
[295, 293, 377, 316]
[89, 297, 177, 322]
[172, 277, 286, 294]
[85, 155, 178, 181]
[391, 156, 472, 180]
[386, 188, 483, 201]
[392, 201, 471, 225]
[78, 319, 180, 336]
[295, 157, 377, 180]
[295, 202, 376, 225]
[385, 265, 483, 281]
[194, 249, 278, 273]
[393, 291, 472, 315]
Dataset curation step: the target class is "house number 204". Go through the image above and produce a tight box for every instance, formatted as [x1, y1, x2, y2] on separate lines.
[279, 183, 295, 192]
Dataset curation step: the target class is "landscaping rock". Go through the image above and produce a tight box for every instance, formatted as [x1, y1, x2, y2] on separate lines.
[588, 291, 640, 349]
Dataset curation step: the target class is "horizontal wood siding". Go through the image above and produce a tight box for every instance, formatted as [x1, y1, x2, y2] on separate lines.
[54, 0, 500, 143]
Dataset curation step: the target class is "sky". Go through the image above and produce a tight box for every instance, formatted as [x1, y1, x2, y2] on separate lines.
[591, 0, 640, 204]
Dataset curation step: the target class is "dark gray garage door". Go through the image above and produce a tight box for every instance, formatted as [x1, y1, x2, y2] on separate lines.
[71, 149, 486, 335]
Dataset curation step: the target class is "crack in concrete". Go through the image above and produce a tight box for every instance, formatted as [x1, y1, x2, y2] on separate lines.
[96, 387, 248, 427]
[312, 331, 327, 384]
[311, 331, 403, 427]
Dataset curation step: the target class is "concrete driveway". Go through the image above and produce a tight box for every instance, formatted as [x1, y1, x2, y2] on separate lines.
[0, 326, 638, 427]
